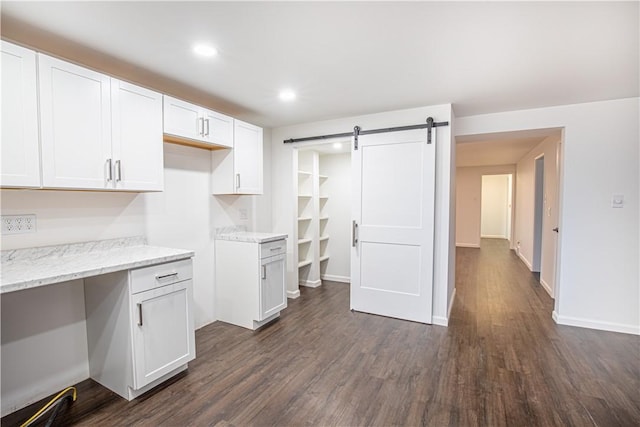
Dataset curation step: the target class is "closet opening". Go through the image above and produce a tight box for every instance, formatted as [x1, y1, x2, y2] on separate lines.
[294, 141, 352, 291]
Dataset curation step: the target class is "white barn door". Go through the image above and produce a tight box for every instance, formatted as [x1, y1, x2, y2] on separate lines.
[351, 128, 436, 323]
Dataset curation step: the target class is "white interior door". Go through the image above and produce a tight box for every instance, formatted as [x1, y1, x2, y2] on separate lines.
[351, 129, 436, 323]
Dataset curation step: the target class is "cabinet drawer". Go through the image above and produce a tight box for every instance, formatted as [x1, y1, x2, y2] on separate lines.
[259, 239, 286, 259]
[130, 258, 193, 294]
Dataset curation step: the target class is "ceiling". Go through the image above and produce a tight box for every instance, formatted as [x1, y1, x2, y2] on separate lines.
[1, 2, 638, 129]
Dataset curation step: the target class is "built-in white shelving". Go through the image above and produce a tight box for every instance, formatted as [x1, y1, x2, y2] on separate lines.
[296, 151, 331, 288]
[297, 168, 313, 272]
[298, 259, 313, 268]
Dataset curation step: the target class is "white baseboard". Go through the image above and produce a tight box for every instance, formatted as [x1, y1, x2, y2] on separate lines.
[321, 274, 350, 283]
[552, 311, 640, 335]
[481, 235, 507, 239]
[432, 316, 448, 326]
[455, 243, 480, 248]
[432, 288, 457, 327]
[539, 278, 553, 298]
[447, 287, 457, 317]
[517, 251, 533, 270]
[299, 279, 322, 288]
[287, 289, 300, 299]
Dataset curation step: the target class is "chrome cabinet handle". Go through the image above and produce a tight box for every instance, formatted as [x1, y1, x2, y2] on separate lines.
[106, 158, 113, 182]
[236, 173, 241, 189]
[261, 265, 267, 279]
[156, 272, 178, 280]
[198, 117, 204, 136]
[205, 118, 210, 136]
[270, 247, 282, 251]
[115, 160, 122, 182]
[352, 221, 358, 247]
[137, 303, 143, 326]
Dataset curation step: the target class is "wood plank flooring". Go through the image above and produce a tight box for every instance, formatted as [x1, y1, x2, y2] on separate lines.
[3, 238, 639, 426]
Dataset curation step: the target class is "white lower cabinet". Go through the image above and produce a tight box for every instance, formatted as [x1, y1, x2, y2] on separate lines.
[215, 238, 287, 330]
[84, 259, 195, 400]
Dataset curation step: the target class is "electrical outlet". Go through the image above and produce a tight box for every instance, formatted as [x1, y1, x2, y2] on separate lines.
[1, 214, 37, 235]
[238, 208, 248, 221]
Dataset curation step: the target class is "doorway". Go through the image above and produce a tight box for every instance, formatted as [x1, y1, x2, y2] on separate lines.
[480, 174, 513, 242]
[294, 141, 352, 290]
[532, 155, 545, 272]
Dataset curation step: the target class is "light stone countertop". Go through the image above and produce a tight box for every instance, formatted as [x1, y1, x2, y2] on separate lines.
[215, 231, 288, 244]
[0, 236, 194, 294]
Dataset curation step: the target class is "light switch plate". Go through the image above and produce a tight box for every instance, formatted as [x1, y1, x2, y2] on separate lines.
[1, 214, 37, 235]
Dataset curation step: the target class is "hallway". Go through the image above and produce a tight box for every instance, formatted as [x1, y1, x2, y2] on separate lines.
[452, 238, 640, 425]
[3, 240, 639, 426]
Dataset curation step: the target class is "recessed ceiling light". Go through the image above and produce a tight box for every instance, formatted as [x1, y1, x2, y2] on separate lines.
[279, 89, 296, 102]
[333, 142, 343, 150]
[193, 44, 218, 57]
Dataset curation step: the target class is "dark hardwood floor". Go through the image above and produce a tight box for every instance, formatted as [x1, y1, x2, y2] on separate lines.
[4, 238, 639, 426]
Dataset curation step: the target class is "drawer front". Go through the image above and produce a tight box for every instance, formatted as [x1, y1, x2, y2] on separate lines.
[259, 239, 286, 259]
[130, 258, 193, 294]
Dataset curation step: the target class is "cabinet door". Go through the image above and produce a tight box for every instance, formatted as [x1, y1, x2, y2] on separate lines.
[39, 54, 112, 189]
[111, 79, 164, 191]
[130, 281, 195, 389]
[202, 109, 233, 148]
[234, 119, 263, 194]
[260, 254, 286, 320]
[1, 42, 41, 188]
[163, 95, 203, 142]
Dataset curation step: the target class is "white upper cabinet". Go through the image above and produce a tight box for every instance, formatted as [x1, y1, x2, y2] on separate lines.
[163, 95, 233, 148]
[111, 79, 163, 191]
[39, 54, 113, 190]
[1, 42, 41, 188]
[211, 119, 263, 195]
[38, 54, 163, 191]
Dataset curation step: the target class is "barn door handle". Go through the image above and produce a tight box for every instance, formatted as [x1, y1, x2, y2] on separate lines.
[352, 221, 358, 247]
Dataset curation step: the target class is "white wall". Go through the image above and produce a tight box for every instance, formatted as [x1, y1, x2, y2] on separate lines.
[481, 174, 510, 238]
[455, 165, 516, 247]
[514, 135, 560, 296]
[0, 139, 272, 415]
[271, 104, 455, 326]
[319, 152, 351, 282]
[456, 97, 639, 335]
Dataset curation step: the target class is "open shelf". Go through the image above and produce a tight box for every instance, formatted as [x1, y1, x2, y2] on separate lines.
[297, 216, 312, 221]
[319, 216, 329, 221]
[298, 259, 313, 268]
[319, 235, 329, 242]
[319, 174, 328, 180]
[298, 194, 313, 198]
[298, 170, 312, 176]
[298, 238, 312, 245]
[319, 255, 330, 263]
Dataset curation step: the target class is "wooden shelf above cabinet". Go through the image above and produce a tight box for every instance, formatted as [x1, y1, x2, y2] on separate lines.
[163, 133, 229, 150]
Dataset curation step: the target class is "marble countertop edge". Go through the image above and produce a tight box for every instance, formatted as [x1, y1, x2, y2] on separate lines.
[1, 239, 195, 294]
[1, 251, 194, 294]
